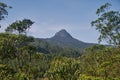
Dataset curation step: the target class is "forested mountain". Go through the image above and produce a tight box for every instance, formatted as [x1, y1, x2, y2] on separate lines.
[0, 1, 120, 80]
[32, 29, 96, 57]
[42, 29, 95, 49]
[33, 38, 82, 58]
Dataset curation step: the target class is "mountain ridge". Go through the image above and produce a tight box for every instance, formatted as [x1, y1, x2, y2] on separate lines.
[43, 29, 95, 49]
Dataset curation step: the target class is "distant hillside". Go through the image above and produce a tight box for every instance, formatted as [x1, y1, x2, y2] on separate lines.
[44, 29, 95, 49]
[32, 29, 100, 57]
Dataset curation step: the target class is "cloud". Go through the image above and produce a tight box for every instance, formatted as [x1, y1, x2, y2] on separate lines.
[28, 20, 96, 40]
[28, 21, 74, 38]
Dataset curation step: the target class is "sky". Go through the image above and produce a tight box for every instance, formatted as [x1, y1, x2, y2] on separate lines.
[0, 0, 120, 44]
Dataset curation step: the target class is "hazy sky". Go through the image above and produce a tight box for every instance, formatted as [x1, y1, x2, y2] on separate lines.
[0, 0, 120, 44]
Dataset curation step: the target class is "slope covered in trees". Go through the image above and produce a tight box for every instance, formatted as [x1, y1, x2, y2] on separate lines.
[44, 29, 95, 49]
[0, 1, 120, 80]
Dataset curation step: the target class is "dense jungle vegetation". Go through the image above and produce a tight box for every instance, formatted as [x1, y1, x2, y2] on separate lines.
[0, 2, 120, 80]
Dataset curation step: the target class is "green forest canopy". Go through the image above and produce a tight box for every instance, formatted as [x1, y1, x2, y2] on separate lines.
[0, 2, 120, 80]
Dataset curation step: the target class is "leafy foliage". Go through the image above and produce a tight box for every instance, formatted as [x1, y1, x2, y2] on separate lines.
[0, 2, 11, 21]
[5, 19, 34, 34]
[80, 46, 120, 79]
[45, 57, 81, 80]
[0, 1, 120, 80]
[91, 3, 120, 46]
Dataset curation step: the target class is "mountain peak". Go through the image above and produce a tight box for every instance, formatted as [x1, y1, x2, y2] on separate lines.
[54, 29, 72, 38]
[45, 29, 94, 49]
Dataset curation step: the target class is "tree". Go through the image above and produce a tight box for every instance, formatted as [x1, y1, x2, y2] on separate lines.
[5, 19, 34, 34]
[91, 3, 120, 46]
[23, 45, 37, 62]
[0, 33, 17, 61]
[0, 1, 11, 27]
[45, 57, 81, 80]
[0, 64, 15, 80]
